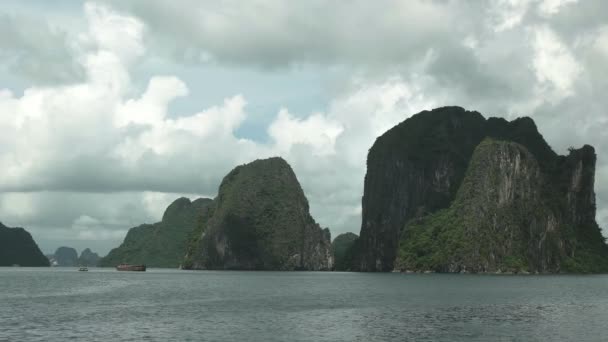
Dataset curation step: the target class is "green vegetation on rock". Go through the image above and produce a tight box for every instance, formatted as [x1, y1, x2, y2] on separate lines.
[358, 106, 608, 273]
[99, 197, 213, 268]
[183, 157, 332, 270]
[358, 107, 544, 271]
[0, 222, 49, 267]
[331, 233, 359, 271]
[396, 139, 608, 273]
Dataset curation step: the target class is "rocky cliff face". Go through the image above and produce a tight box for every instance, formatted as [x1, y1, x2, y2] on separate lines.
[563, 145, 597, 227]
[183, 157, 332, 270]
[332, 232, 359, 271]
[358, 106, 608, 272]
[99, 197, 213, 268]
[54, 247, 78, 267]
[358, 108, 484, 271]
[0, 223, 49, 267]
[397, 140, 556, 272]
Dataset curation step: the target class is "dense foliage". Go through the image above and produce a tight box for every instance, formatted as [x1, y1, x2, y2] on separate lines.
[99, 197, 213, 268]
[396, 139, 608, 273]
[331, 233, 359, 271]
[0, 222, 49, 267]
[183, 157, 332, 271]
[359, 106, 608, 273]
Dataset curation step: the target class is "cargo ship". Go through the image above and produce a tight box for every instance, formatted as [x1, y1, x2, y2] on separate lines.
[116, 264, 146, 272]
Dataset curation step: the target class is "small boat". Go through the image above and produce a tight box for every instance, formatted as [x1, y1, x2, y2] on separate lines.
[78, 267, 88, 272]
[116, 264, 146, 272]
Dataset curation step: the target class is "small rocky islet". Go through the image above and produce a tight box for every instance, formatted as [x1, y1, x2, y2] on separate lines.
[47, 247, 102, 266]
[4, 106, 608, 273]
[78, 248, 101, 267]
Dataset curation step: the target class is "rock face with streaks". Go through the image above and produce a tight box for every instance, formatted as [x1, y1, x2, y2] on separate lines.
[357, 106, 608, 273]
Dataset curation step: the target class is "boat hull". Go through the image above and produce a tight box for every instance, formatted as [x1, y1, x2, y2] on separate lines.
[116, 264, 146, 272]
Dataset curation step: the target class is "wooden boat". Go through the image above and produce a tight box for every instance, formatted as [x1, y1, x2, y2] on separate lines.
[116, 264, 146, 272]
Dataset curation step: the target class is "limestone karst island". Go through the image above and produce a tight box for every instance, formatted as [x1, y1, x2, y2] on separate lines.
[5, 107, 607, 274]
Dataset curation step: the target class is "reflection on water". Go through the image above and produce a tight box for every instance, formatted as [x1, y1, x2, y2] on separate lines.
[1, 268, 607, 341]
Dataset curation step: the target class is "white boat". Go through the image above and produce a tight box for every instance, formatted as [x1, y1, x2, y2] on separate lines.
[78, 266, 88, 272]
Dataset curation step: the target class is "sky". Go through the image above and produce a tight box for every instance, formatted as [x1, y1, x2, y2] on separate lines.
[0, 0, 607, 255]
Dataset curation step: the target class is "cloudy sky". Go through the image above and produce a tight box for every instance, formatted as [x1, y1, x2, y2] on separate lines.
[0, 0, 607, 255]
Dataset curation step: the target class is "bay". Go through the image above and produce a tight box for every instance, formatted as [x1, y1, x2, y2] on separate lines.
[1, 268, 607, 341]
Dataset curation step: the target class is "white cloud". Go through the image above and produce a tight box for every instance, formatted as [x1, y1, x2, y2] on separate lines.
[487, 0, 532, 32]
[593, 26, 608, 57]
[81, 2, 145, 65]
[532, 25, 582, 99]
[268, 109, 343, 156]
[114, 76, 188, 128]
[0, 12, 82, 83]
[538, 0, 578, 17]
[0, 193, 35, 219]
[71, 215, 126, 241]
[102, 0, 461, 67]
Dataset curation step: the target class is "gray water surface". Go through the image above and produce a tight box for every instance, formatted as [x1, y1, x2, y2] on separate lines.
[1, 268, 607, 341]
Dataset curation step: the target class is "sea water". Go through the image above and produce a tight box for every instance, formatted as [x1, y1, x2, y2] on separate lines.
[1, 268, 607, 341]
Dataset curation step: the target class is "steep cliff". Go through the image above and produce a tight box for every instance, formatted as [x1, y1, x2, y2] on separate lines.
[183, 157, 333, 270]
[53, 247, 78, 266]
[0, 222, 49, 267]
[358, 108, 486, 271]
[332, 232, 359, 271]
[358, 106, 608, 272]
[99, 197, 213, 268]
[396, 140, 582, 272]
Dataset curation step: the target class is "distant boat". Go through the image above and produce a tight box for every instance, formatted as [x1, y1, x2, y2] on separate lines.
[78, 267, 88, 272]
[116, 264, 146, 272]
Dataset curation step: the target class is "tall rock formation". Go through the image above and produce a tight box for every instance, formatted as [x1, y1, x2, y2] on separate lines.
[53, 247, 79, 267]
[396, 139, 604, 272]
[0, 223, 49, 267]
[183, 157, 332, 270]
[78, 248, 100, 267]
[332, 232, 359, 271]
[99, 197, 213, 268]
[358, 106, 608, 272]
